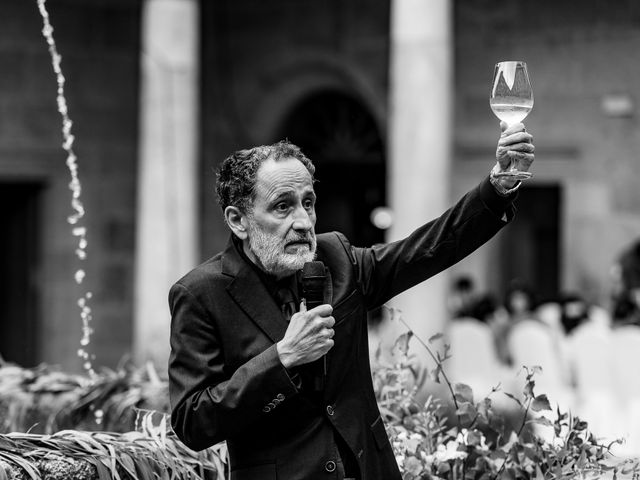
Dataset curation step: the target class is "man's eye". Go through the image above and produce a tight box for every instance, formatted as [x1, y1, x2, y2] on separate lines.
[275, 203, 289, 212]
[303, 199, 315, 210]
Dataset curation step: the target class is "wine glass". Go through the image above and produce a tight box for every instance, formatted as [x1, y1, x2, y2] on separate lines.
[490, 60, 534, 180]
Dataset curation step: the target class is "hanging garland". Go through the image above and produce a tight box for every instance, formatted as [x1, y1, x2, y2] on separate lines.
[36, 0, 95, 378]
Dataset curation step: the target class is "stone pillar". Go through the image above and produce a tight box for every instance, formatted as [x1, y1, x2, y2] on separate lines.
[386, 0, 453, 357]
[134, 0, 199, 369]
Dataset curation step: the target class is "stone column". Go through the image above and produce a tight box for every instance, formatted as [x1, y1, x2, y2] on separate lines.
[386, 0, 453, 359]
[134, 0, 199, 369]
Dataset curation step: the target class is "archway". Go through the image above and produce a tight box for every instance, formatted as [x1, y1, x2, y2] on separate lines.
[275, 91, 386, 247]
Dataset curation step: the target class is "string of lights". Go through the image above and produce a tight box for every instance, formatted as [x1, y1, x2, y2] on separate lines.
[37, 0, 96, 378]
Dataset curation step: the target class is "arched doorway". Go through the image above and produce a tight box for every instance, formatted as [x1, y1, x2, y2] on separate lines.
[275, 91, 386, 247]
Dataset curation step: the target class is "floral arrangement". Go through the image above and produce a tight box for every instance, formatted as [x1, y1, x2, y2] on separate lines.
[372, 310, 640, 480]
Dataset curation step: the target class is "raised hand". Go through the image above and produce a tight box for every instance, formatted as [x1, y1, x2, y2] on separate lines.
[495, 121, 535, 173]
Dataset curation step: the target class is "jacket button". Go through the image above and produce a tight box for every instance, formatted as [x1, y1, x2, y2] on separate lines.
[262, 406, 271, 413]
[325, 460, 336, 472]
[276, 393, 285, 401]
[326, 405, 334, 416]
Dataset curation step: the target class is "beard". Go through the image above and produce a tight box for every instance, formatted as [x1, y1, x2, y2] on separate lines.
[246, 219, 317, 278]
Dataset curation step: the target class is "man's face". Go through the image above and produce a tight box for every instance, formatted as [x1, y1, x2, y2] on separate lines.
[242, 157, 317, 278]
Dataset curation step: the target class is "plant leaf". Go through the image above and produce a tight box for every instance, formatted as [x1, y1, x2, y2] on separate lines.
[527, 416, 553, 427]
[531, 394, 552, 412]
[393, 332, 413, 356]
[456, 401, 477, 418]
[0, 451, 40, 480]
[523, 380, 535, 400]
[453, 383, 474, 404]
[428, 333, 443, 343]
[502, 392, 522, 407]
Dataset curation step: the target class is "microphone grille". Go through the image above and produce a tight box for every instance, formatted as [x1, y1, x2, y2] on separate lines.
[302, 261, 325, 277]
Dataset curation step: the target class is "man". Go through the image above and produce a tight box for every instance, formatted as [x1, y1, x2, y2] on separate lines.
[168, 122, 534, 480]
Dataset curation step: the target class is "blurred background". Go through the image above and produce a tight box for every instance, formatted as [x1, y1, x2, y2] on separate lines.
[2, 0, 640, 447]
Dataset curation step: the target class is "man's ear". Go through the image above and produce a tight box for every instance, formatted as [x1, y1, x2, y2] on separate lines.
[224, 206, 249, 240]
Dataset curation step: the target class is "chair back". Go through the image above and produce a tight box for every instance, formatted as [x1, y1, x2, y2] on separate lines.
[507, 318, 573, 409]
[611, 325, 640, 399]
[447, 318, 504, 398]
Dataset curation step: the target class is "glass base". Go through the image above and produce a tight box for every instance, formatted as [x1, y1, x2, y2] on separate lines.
[491, 170, 533, 181]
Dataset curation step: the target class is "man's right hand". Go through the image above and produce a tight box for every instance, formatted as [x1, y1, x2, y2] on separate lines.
[276, 302, 335, 369]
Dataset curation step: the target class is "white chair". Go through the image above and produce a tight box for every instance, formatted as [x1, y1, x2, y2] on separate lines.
[588, 305, 612, 329]
[507, 318, 577, 442]
[507, 319, 574, 410]
[610, 325, 640, 455]
[566, 321, 620, 444]
[535, 302, 572, 387]
[536, 302, 562, 333]
[611, 325, 640, 399]
[446, 318, 511, 402]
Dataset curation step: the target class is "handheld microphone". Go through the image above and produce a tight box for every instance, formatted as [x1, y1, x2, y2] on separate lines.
[301, 261, 326, 309]
[301, 261, 327, 392]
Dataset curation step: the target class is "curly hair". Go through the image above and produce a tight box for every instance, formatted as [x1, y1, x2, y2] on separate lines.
[215, 140, 315, 213]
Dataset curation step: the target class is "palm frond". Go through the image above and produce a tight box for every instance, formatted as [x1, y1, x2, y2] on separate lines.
[0, 430, 225, 480]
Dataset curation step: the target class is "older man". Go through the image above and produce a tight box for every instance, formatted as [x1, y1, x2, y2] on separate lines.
[168, 123, 534, 480]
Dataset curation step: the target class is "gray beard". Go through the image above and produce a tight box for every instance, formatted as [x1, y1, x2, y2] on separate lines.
[247, 221, 317, 278]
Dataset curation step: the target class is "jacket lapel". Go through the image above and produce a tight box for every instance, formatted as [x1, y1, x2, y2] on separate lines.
[312, 249, 333, 306]
[222, 238, 288, 344]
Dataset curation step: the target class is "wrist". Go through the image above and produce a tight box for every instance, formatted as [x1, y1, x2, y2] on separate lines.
[276, 341, 295, 369]
[490, 164, 522, 196]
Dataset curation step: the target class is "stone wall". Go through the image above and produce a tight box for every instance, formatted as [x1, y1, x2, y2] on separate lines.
[199, 0, 391, 257]
[4, 0, 640, 371]
[0, 0, 141, 371]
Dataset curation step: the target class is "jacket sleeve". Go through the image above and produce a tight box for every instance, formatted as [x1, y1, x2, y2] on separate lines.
[168, 282, 300, 451]
[350, 177, 516, 308]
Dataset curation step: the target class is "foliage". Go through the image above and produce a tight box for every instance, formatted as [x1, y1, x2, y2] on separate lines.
[0, 427, 225, 480]
[372, 308, 640, 480]
[0, 359, 227, 479]
[0, 361, 87, 434]
[3, 310, 640, 479]
[0, 358, 169, 434]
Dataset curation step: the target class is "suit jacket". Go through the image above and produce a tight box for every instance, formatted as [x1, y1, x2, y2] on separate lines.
[168, 178, 516, 480]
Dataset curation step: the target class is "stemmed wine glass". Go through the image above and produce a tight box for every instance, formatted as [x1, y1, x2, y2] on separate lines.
[490, 60, 534, 180]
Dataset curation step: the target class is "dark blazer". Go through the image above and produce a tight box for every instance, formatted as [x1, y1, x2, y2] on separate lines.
[168, 178, 515, 480]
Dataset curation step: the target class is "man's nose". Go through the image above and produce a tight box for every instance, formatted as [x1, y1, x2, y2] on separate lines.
[291, 205, 313, 231]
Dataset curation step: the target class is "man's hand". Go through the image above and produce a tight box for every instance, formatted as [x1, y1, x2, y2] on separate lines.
[276, 302, 335, 369]
[494, 121, 535, 187]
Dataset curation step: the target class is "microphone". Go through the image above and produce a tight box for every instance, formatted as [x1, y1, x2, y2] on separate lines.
[301, 261, 326, 310]
[301, 261, 327, 392]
